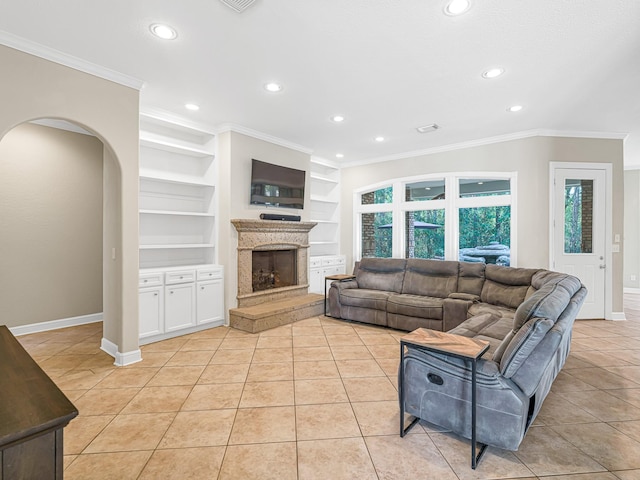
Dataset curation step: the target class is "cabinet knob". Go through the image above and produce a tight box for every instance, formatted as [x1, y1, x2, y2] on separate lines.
[180, 276, 184, 279]
[144, 279, 148, 283]
[170, 291, 174, 294]
[201, 286, 205, 290]
[154, 293, 158, 296]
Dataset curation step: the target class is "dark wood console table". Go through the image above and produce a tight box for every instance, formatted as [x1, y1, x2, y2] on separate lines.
[0, 325, 78, 479]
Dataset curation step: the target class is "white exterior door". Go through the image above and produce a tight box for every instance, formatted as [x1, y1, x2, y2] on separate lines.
[552, 168, 606, 319]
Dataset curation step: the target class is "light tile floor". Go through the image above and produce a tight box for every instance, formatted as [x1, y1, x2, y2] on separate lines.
[16, 294, 640, 479]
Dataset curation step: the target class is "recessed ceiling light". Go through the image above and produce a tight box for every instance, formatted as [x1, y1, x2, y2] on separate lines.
[150, 23, 177, 40]
[185, 103, 200, 111]
[375, 136, 385, 142]
[507, 105, 523, 112]
[336, 153, 344, 158]
[331, 115, 345, 123]
[264, 82, 283, 93]
[444, 0, 470, 16]
[482, 67, 504, 79]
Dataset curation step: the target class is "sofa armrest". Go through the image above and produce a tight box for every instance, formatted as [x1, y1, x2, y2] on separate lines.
[328, 280, 359, 318]
[448, 292, 480, 302]
[442, 298, 472, 331]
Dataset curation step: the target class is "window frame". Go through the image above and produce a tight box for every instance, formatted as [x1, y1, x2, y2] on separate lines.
[354, 172, 518, 265]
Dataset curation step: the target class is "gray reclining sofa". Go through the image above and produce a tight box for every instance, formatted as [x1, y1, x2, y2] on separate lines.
[328, 257, 587, 451]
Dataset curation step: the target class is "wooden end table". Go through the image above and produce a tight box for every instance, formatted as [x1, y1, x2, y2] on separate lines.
[323, 274, 355, 316]
[399, 328, 490, 469]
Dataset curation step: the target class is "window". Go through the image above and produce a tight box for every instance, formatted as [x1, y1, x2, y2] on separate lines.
[361, 211, 393, 258]
[405, 210, 445, 259]
[354, 173, 516, 265]
[564, 179, 593, 254]
[459, 206, 511, 265]
[361, 186, 392, 205]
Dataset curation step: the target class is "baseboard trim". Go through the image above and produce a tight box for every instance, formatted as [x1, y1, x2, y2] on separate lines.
[610, 311, 627, 321]
[10, 313, 103, 336]
[101, 338, 142, 367]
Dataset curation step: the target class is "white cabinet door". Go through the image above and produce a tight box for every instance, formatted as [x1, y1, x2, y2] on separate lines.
[309, 267, 324, 294]
[197, 279, 224, 324]
[165, 283, 196, 332]
[139, 287, 163, 338]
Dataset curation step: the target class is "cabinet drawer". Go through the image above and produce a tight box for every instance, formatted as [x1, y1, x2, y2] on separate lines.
[197, 267, 223, 280]
[335, 256, 346, 266]
[321, 257, 336, 266]
[139, 272, 163, 288]
[310, 258, 322, 268]
[165, 269, 196, 285]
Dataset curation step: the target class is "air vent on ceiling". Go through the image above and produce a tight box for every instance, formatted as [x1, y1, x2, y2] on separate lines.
[416, 124, 440, 133]
[220, 0, 257, 12]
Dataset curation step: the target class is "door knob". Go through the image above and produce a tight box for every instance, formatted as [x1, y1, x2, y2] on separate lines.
[599, 264, 606, 269]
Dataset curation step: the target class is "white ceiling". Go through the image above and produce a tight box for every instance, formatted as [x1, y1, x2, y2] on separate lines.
[1, 0, 639, 166]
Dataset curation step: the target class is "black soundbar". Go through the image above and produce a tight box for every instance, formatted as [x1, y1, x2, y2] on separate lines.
[260, 213, 301, 222]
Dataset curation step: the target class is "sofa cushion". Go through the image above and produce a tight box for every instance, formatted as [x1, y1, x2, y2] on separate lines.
[387, 294, 444, 320]
[513, 273, 583, 331]
[339, 288, 393, 310]
[356, 258, 406, 293]
[480, 265, 539, 310]
[499, 317, 554, 377]
[457, 261, 486, 296]
[448, 312, 511, 355]
[402, 259, 458, 297]
[468, 302, 516, 320]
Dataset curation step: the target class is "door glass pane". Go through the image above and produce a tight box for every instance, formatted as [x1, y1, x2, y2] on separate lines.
[405, 180, 445, 201]
[361, 186, 392, 205]
[564, 179, 593, 254]
[405, 210, 445, 259]
[459, 206, 511, 265]
[459, 179, 511, 198]
[361, 212, 392, 257]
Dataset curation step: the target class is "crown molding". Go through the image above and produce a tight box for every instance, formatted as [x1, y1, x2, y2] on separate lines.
[342, 129, 629, 168]
[217, 123, 313, 155]
[0, 30, 144, 90]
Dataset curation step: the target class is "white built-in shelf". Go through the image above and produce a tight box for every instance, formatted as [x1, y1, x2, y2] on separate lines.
[310, 173, 339, 184]
[139, 113, 217, 270]
[310, 195, 339, 204]
[139, 210, 215, 217]
[139, 173, 214, 188]
[140, 243, 215, 250]
[140, 132, 215, 157]
[309, 157, 341, 258]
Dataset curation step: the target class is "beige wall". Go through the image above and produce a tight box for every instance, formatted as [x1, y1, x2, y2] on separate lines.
[0, 123, 103, 327]
[340, 135, 625, 313]
[217, 131, 311, 313]
[0, 45, 140, 355]
[624, 169, 640, 289]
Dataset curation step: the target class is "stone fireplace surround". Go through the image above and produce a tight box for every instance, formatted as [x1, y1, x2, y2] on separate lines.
[232, 218, 316, 307]
[229, 219, 324, 333]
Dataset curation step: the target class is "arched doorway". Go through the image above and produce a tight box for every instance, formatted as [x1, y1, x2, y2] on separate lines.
[0, 118, 124, 360]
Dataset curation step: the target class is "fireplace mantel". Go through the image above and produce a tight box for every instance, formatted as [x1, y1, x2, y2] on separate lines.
[232, 219, 317, 307]
[231, 219, 317, 234]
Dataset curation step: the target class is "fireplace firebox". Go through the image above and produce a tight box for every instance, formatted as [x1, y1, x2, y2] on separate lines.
[252, 249, 297, 292]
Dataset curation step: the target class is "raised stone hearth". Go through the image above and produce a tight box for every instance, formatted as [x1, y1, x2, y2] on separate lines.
[229, 219, 324, 332]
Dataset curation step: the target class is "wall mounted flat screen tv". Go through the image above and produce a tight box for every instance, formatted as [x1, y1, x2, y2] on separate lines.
[250, 159, 306, 209]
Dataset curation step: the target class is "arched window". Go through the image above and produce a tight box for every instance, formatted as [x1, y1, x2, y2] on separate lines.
[354, 172, 517, 266]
